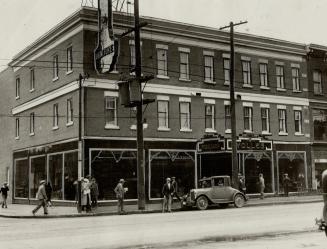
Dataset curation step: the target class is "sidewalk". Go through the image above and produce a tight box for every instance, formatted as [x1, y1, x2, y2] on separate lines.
[0, 194, 322, 218]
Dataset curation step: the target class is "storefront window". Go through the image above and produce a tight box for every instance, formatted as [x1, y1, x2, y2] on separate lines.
[30, 156, 46, 198]
[14, 159, 29, 198]
[64, 152, 78, 201]
[150, 151, 195, 199]
[48, 154, 63, 200]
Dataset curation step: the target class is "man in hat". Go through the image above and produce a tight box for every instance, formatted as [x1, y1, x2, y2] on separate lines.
[114, 179, 127, 214]
[162, 177, 175, 213]
[32, 180, 48, 215]
[171, 177, 181, 202]
[0, 182, 9, 208]
[283, 173, 291, 197]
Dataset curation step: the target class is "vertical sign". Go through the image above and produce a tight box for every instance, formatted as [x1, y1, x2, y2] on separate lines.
[94, 0, 119, 74]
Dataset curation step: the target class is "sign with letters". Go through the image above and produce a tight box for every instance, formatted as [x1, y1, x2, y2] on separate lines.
[94, 0, 119, 74]
[227, 138, 272, 151]
[197, 135, 225, 153]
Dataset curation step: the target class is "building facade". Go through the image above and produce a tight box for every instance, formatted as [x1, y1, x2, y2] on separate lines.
[1, 7, 317, 204]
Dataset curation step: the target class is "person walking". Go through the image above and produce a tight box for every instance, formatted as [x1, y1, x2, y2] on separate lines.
[162, 178, 175, 213]
[283, 173, 291, 197]
[32, 180, 48, 215]
[258, 173, 265, 199]
[90, 177, 99, 209]
[81, 178, 91, 212]
[171, 176, 181, 202]
[0, 182, 9, 208]
[45, 182, 53, 207]
[238, 174, 246, 195]
[114, 179, 127, 214]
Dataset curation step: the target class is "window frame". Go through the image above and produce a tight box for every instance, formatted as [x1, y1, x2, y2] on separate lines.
[53, 54, 59, 80]
[157, 48, 168, 77]
[205, 104, 215, 131]
[261, 108, 270, 133]
[179, 52, 190, 80]
[225, 105, 231, 131]
[30, 68, 35, 92]
[66, 98, 73, 125]
[15, 77, 20, 99]
[223, 58, 230, 85]
[15, 118, 20, 139]
[243, 106, 253, 132]
[204, 55, 214, 83]
[276, 65, 285, 89]
[313, 70, 323, 95]
[278, 109, 287, 133]
[53, 103, 59, 129]
[179, 101, 191, 131]
[66, 46, 73, 73]
[30, 112, 35, 135]
[104, 96, 118, 128]
[242, 60, 252, 85]
[157, 100, 169, 129]
[294, 110, 303, 134]
[259, 63, 268, 87]
[292, 67, 300, 91]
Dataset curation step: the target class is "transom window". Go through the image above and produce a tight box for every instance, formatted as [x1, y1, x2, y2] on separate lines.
[204, 56, 214, 82]
[276, 65, 285, 89]
[259, 63, 268, 87]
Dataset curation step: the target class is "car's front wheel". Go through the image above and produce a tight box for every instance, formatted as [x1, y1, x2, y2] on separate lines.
[196, 196, 209, 210]
[234, 194, 245, 208]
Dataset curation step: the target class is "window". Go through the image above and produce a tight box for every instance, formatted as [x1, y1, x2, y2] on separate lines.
[292, 68, 300, 91]
[158, 100, 169, 129]
[105, 96, 117, 127]
[242, 61, 251, 85]
[53, 54, 59, 79]
[130, 43, 135, 70]
[15, 118, 19, 138]
[30, 68, 35, 91]
[53, 104, 59, 128]
[259, 63, 268, 87]
[205, 104, 215, 130]
[204, 56, 214, 82]
[313, 70, 322, 95]
[276, 65, 284, 89]
[313, 109, 327, 140]
[30, 112, 35, 135]
[223, 58, 230, 84]
[180, 52, 190, 80]
[278, 109, 287, 133]
[67, 99, 73, 124]
[157, 48, 168, 76]
[67, 46, 73, 72]
[180, 102, 191, 130]
[225, 105, 231, 131]
[261, 108, 270, 132]
[294, 110, 302, 133]
[244, 107, 253, 131]
[15, 77, 20, 99]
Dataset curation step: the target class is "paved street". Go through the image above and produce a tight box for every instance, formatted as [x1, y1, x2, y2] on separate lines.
[0, 202, 324, 249]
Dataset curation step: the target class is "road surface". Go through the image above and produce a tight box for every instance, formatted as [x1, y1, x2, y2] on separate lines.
[0, 202, 324, 249]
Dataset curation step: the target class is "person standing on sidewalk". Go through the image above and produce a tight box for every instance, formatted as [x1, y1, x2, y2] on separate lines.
[162, 178, 174, 213]
[283, 173, 291, 197]
[171, 177, 181, 202]
[0, 182, 9, 208]
[90, 177, 99, 209]
[258, 173, 265, 199]
[32, 180, 48, 215]
[45, 182, 53, 207]
[81, 178, 91, 212]
[114, 179, 127, 214]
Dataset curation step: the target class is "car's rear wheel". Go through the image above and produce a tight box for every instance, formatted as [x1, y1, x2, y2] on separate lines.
[234, 194, 245, 208]
[196, 196, 209, 210]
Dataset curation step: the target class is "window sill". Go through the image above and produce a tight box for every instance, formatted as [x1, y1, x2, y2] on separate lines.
[180, 128, 192, 132]
[52, 77, 59, 82]
[204, 80, 216, 85]
[295, 132, 304, 136]
[29, 132, 35, 137]
[179, 78, 191, 82]
[66, 70, 73, 75]
[66, 122, 74, 127]
[261, 131, 272, 136]
[260, 86, 270, 90]
[278, 132, 288, 136]
[225, 129, 231, 134]
[156, 75, 170, 80]
[130, 124, 148, 130]
[292, 90, 302, 93]
[244, 130, 253, 134]
[29, 89, 35, 93]
[157, 127, 171, 131]
[15, 96, 20, 100]
[52, 126, 59, 131]
[105, 124, 120, 130]
[243, 84, 253, 88]
[205, 128, 217, 133]
[277, 88, 286, 92]
[15, 136, 20, 140]
[224, 81, 230, 86]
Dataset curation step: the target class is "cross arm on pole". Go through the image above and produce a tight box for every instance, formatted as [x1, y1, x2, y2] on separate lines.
[219, 21, 248, 30]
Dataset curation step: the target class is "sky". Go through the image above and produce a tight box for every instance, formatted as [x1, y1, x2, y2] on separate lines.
[0, 0, 326, 71]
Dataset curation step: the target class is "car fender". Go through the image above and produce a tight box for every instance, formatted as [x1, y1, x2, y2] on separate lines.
[196, 194, 213, 204]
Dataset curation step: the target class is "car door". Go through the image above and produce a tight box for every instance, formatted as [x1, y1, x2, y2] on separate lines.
[211, 177, 230, 203]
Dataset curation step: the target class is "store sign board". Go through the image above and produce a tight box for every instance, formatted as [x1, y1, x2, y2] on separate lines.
[227, 138, 272, 151]
[94, 0, 119, 74]
[197, 136, 225, 153]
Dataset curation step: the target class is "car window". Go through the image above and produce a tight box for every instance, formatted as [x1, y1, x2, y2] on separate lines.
[200, 180, 211, 188]
[213, 178, 224, 187]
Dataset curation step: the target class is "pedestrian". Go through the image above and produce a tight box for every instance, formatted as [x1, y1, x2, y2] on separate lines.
[0, 182, 9, 208]
[90, 177, 99, 209]
[162, 177, 175, 213]
[238, 174, 246, 195]
[32, 180, 48, 215]
[45, 181, 53, 207]
[81, 178, 91, 212]
[258, 173, 265, 199]
[114, 179, 127, 214]
[171, 176, 181, 202]
[283, 173, 291, 197]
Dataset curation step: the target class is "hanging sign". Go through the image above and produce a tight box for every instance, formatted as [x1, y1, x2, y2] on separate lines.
[94, 0, 119, 74]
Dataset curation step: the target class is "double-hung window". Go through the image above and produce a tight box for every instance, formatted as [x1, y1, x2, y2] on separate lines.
[292, 67, 300, 91]
[53, 54, 59, 80]
[15, 118, 19, 139]
[223, 58, 230, 84]
[313, 70, 322, 95]
[158, 100, 169, 129]
[261, 107, 270, 133]
[278, 108, 287, 133]
[179, 49, 190, 80]
[15, 77, 20, 99]
[105, 96, 118, 128]
[30, 68, 35, 91]
[242, 60, 251, 85]
[205, 103, 215, 131]
[53, 104, 59, 129]
[294, 110, 302, 134]
[276, 65, 285, 89]
[243, 106, 253, 131]
[225, 104, 231, 131]
[67, 99, 73, 125]
[67, 46, 73, 73]
[259, 63, 268, 87]
[204, 53, 214, 83]
[157, 46, 168, 77]
[30, 113, 35, 135]
[180, 100, 191, 131]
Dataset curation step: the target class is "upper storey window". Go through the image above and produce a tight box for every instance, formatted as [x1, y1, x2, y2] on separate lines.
[15, 77, 20, 99]
[259, 63, 268, 87]
[292, 67, 300, 91]
[156, 44, 168, 77]
[313, 70, 322, 95]
[204, 51, 214, 83]
[241, 59, 251, 85]
[276, 65, 285, 89]
[66, 46, 73, 73]
[179, 48, 190, 81]
[30, 68, 35, 91]
[223, 57, 230, 85]
[53, 54, 59, 80]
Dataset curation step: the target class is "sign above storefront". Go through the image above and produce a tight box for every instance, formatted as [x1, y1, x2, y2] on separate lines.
[227, 138, 272, 151]
[197, 135, 225, 153]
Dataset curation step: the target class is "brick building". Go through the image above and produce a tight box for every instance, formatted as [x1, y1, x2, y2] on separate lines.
[0, 7, 316, 204]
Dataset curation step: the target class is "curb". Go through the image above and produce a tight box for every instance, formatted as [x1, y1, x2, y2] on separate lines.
[0, 199, 322, 219]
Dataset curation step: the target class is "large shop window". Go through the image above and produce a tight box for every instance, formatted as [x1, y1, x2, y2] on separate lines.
[64, 152, 78, 201]
[30, 156, 47, 198]
[91, 150, 137, 201]
[313, 109, 327, 141]
[14, 159, 29, 198]
[150, 151, 195, 199]
[48, 154, 63, 200]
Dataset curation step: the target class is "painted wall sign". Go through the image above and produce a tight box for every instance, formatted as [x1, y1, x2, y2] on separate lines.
[94, 0, 119, 74]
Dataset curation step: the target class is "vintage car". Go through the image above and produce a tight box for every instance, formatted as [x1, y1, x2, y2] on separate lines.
[182, 175, 247, 210]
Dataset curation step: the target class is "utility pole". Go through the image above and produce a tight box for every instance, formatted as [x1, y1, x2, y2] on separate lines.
[134, 0, 146, 210]
[220, 21, 247, 188]
[77, 73, 83, 213]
